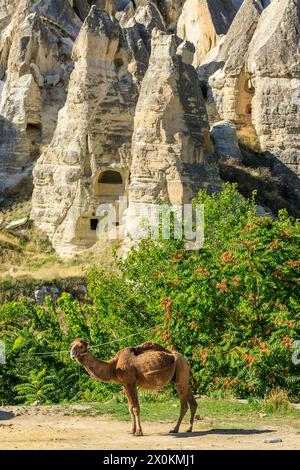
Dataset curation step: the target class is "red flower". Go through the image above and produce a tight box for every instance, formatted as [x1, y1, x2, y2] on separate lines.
[278, 304, 287, 311]
[241, 241, 255, 247]
[283, 337, 292, 349]
[286, 260, 300, 266]
[269, 239, 282, 250]
[216, 280, 229, 292]
[245, 224, 256, 231]
[189, 322, 197, 330]
[231, 276, 241, 287]
[221, 251, 235, 264]
[161, 297, 173, 311]
[161, 332, 171, 342]
[244, 354, 256, 365]
[172, 253, 185, 260]
[195, 266, 210, 277]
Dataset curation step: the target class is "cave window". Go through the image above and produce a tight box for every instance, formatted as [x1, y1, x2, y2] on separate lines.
[26, 123, 41, 143]
[200, 82, 208, 100]
[99, 171, 123, 185]
[90, 219, 98, 231]
[244, 78, 255, 94]
[114, 57, 124, 69]
[246, 104, 252, 115]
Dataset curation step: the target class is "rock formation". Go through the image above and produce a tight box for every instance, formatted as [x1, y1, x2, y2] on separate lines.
[0, 0, 82, 197]
[128, 29, 215, 209]
[247, 0, 300, 181]
[153, 0, 184, 31]
[0, 0, 298, 256]
[208, 0, 300, 205]
[31, 5, 163, 256]
[210, 120, 241, 160]
[177, 0, 237, 68]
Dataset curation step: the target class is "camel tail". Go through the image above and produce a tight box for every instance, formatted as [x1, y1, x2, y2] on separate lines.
[172, 352, 191, 385]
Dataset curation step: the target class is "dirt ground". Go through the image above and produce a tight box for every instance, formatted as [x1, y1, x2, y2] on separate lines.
[0, 408, 300, 450]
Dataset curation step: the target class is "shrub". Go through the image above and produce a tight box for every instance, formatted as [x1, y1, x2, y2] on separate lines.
[0, 184, 299, 404]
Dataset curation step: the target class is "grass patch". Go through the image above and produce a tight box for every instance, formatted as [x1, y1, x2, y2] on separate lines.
[59, 397, 300, 429]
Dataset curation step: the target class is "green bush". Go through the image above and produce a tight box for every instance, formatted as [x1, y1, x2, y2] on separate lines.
[119, 184, 300, 399]
[0, 184, 299, 404]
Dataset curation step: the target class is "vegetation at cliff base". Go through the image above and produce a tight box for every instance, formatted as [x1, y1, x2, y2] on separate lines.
[0, 184, 299, 405]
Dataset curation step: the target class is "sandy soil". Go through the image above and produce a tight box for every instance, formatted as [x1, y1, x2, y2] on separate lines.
[0, 408, 299, 450]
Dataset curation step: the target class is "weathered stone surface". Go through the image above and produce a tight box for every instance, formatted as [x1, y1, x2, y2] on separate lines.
[117, 0, 184, 31]
[128, 28, 217, 209]
[31, 6, 143, 256]
[177, 0, 237, 68]
[0, 0, 82, 197]
[153, 0, 184, 31]
[123, 3, 165, 82]
[208, 0, 300, 200]
[0, 0, 298, 257]
[0, 1, 18, 29]
[210, 120, 241, 159]
[246, 0, 300, 180]
[5, 216, 28, 230]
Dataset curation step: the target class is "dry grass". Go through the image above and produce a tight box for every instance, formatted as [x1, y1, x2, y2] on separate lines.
[0, 225, 118, 281]
[264, 389, 292, 413]
[0, 198, 119, 281]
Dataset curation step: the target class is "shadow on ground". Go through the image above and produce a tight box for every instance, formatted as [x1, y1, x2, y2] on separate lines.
[0, 411, 15, 421]
[165, 428, 276, 438]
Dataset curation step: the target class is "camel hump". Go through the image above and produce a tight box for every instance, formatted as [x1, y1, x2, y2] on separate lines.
[131, 342, 172, 356]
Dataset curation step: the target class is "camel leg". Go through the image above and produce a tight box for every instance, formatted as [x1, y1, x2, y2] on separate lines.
[169, 353, 191, 434]
[186, 388, 198, 432]
[123, 386, 136, 435]
[169, 385, 189, 434]
[124, 385, 143, 437]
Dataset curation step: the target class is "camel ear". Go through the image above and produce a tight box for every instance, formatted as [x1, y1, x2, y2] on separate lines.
[79, 339, 88, 348]
[71, 338, 86, 346]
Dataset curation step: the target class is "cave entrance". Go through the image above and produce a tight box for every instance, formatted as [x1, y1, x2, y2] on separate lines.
[236, 73, 255, 125]
[90, 219, 98, 231]
[235, 72, 260, 151]
[26, 122, 42, 158]
[96, 170, 125, 199]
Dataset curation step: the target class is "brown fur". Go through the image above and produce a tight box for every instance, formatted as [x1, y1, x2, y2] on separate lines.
[70, 339, 197, 436]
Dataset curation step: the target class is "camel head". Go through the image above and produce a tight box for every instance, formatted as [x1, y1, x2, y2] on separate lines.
[70, 338, 88, 361]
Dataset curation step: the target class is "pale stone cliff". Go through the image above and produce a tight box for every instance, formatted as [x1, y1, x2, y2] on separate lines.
[0, 0, 81, 196]
[177, 0, 237, 68]
[207, 0, 300, 212]
[0, 0, 298, 256]
[31, 4, 166, 256]
[128, 29, 216, 208]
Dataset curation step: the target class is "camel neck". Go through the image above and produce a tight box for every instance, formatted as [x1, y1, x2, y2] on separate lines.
[77, 351, 115, 382]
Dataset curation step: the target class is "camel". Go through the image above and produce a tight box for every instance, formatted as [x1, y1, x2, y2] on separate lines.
[70, 339, 198, 436]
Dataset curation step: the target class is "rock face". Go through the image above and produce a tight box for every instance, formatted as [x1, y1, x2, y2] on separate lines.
[31, 5, 162, 256]
[153, 0, 184, 30]
[208, 0, 263, 147]
[247, 0, 300, 181]
[0, 0, 82, 196]
[128, 29, 215, 209]
[208, 0, 300, 201]
[0, 0, 299, 256]
[210, 121, 241, 160]
[32, 6, 219, 256]
[177, 0, 237, 68]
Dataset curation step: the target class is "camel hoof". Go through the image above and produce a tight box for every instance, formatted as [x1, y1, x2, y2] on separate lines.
[186, 428, 192, 433]
[134, 430, 143, 437]
[169, 429, 178, 434]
